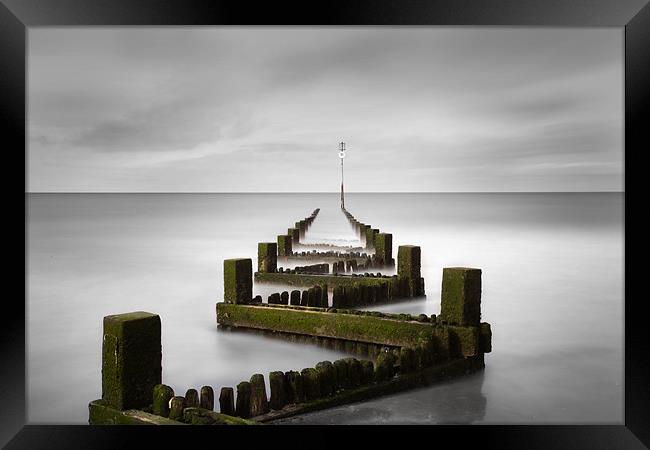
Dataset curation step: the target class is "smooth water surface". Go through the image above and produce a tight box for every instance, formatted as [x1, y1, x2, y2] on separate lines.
[26, 193, 623, 424]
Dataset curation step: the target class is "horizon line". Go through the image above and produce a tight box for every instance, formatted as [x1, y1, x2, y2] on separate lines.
[25, 190, 625, 194]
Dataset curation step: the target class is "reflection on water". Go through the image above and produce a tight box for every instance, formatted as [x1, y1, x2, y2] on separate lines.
[26, 193, 623, 424]
[276, 370, 486, 425]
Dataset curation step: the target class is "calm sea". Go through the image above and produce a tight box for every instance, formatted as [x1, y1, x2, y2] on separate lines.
[26, 193, 623, 424]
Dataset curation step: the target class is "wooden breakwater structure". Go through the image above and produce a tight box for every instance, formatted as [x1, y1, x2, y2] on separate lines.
[88, 206, 492, 425]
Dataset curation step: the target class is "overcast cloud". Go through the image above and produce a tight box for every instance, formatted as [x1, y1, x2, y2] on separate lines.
[28, 27, 623, 192]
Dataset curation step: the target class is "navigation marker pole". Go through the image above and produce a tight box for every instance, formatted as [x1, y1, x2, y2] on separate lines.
[339, 142, 346, 209]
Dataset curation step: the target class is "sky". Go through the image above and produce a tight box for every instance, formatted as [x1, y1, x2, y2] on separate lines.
[28, 27, 623, 192]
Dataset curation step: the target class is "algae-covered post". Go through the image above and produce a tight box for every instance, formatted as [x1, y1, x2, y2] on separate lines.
[397, 245, 424, 297]
[277, 234, 292, 257]
[152, 384, 174, 417]
[224, 258, 253, 304]
[200, 386, 214, 410]
[258, 242, 277, 273]
[289, 227, 300, 245]
[249, 374, 269, 416]
[102, 311, 161, 411]
[219, 387, 235, 416]
[440, 267, 482, 326]
[374, 233, 394, 267]
[365, 228, 379, 249]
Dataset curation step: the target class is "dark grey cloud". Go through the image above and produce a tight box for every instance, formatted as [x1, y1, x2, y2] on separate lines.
[27, 27, 622, 192]
[69, 97, 223, 152]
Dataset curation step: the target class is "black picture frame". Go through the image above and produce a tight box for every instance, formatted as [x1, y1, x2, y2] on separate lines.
[4, 0, 648, 448]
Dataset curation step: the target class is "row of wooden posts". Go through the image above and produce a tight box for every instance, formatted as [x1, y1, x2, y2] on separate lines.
[253, 285, 330, 308]
[151, 344, 437, 421]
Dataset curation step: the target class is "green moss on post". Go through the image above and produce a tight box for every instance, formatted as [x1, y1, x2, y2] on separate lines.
[257, 242, 277, 273]
[249, 374, 269, 417]
[289, 227, 300, 245]
[301, 368, 321, 401]
[295, 221, 305, 240]
[224, 258, 253, 304]
[102, 311, 161, 411]
[397, 246, 422, 297]
[440, 267, 482, 326]
[152, 384, 174, 417]
[235, 382, 252, 418]
[284, 371, 304, 404]
[277, 235, 292, 257]
[200, 386, 214, 411]
[269, 371, 287, 410]
[290, 290, 301, 305]
[374, 233, 392, 264]
[447, 326, 479, 358]
[216, 303, 436, 348]
[169, 396, 185, 421]
[313, 285, 322, 307]
[479, 322, 492, 353]
[365, 228, 379, 249]
[219, 387, 235, 416]
[185, 389, 199, 408]
[307, 287, 316, 307]
[315, 361, 335, 397]
[334, 359, 349, 390]
[320, 283, 329, 307]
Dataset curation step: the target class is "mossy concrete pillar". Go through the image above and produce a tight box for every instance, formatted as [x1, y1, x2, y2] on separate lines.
[152, 384, 174, 417]
[440, 267, 482, 326]
[219, 387, 235, 416]
[102, 311, 161, 411]
[289, 227, 300, 245]
[365, 228, 379, 249]
[277, 234, 292, 257]
[249, 374, 269, 417]
[397, 245, 422, 297]
[295, 221, 305, 239]
[375, 233, 393, 266]
[224, 258, 253, 304]
[479, 323, 492, 353]
[257, 242, 277, 273]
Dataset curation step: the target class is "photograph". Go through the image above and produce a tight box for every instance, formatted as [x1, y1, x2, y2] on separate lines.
[3, 0, 648, 447]
[26, 26, 623, 425]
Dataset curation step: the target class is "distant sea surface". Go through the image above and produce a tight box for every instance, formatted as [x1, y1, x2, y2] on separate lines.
[26, 193, 623, 424]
